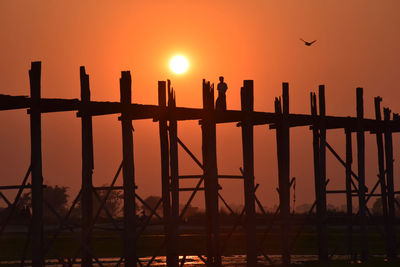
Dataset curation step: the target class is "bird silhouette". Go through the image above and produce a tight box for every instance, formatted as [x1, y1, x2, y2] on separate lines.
[300, 38, 317, 46]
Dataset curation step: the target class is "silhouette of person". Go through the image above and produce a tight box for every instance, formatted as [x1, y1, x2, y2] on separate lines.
[216, 76, 228, 110]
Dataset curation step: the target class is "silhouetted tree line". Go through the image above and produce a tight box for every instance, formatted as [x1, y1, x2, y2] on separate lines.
[0, 184, 124, 224]
[1, 187, 398, 225]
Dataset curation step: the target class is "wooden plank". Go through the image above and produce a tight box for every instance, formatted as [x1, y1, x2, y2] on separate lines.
[120, 71, 136, 267]
[356, 87, 368, 261]
[0, 185, 32, 190]
[176, 137, 203, 169]
[37, 98, 80, 113]
[80, 66, 94, 267]
[178, 187, 205, 192]
[0, 192, 11, 206]
[324, 138, 360, 183]
[178, 175, 243, 179]
[201, 80, 221, 266]
[241, 80, 257, 266]
[383, 108, 397, 259]
[29, 61, 44, 267]
[0, 95, 29, 110]
[275, 83, 290, 265]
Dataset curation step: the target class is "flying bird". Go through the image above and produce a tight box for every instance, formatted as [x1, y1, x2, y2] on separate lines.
[300, 38, 317, 46]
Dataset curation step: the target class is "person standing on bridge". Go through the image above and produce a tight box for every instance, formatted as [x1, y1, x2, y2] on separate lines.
[216, 76, 228, 110]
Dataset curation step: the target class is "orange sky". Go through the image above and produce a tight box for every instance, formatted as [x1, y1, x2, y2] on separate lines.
[1, 0, 400, 210]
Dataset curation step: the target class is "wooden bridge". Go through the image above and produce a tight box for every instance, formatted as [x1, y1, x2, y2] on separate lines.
[0, 61, 399, 266]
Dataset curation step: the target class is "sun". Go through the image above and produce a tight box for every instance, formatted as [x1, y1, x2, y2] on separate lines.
[170, 55, 189, 74]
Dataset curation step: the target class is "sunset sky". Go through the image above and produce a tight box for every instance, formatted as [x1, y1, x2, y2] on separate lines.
[1, 1, 400, 210]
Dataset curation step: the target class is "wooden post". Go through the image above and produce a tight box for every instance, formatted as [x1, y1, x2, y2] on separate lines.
[158, 81, 174, 267]
[80, 66, 94, 267]
[29, 61, 44, 267]
[168, 83, 180, 267]
[275, 83, 290, 265]
[383, 108, 397, 259]
[202, 79, 221, 266]
[345, 129, 353, 259]
[241, 80, 257, 266]
[311, 92, 321, 258]
[120, 71, 136, 267]
[374, 97, 392, 258]
[356, 87, 368, 261]
[158, 81, 170, 241]
[317, 85, 328, 261]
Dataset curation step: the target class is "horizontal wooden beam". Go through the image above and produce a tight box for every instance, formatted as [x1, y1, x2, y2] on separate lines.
[0, 185, 32, 190]
[178, 174, 243, 179]
[2, 94, 400, 131]
[327, 190, 358, 194]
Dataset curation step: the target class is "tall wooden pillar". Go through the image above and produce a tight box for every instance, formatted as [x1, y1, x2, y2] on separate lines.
[275, 83, 290, 265]
[311, 89, 328, 261]
[311, 92, 321, 256]
[241, 80, 257, 266]
[168, 84, 180, 267]
[29, 61, 44, 267]
[201, 80, 221, 266]
[356, 87, 368, 261]
[345, 129, 353, 258]
[317, 85, 328, 260]
[120, 71, 136, 267]
[158, 81, 174, 267]
[383, 108, 397, 259]
[80, 66, 94, 267]
[374, 97, 392, 258]
[158, 82, 170, 248]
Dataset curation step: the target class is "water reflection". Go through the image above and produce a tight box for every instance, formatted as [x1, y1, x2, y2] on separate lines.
[0, 255, 354, 266]
[138, 255, 350, 266]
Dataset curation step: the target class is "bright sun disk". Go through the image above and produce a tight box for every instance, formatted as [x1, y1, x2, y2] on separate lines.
[170, 55, 189, 74]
